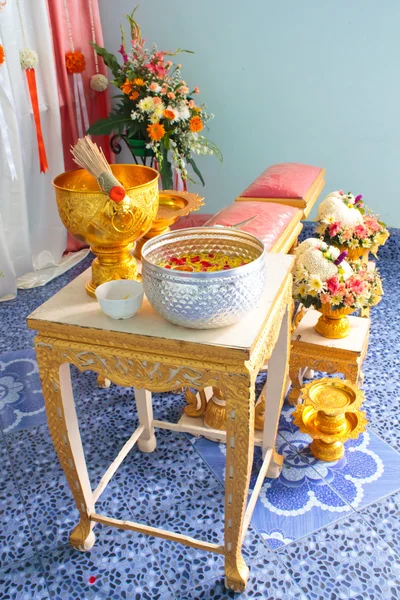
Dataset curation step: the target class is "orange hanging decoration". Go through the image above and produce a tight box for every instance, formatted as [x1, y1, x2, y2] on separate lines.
[20, 49, 48, 173]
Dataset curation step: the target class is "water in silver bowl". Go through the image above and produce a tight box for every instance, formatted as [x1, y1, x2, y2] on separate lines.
[141, 227, 266, 329]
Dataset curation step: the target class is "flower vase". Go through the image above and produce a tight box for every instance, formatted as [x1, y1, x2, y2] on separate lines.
[338, 245, 369, 262]
[127, 138, 154, 160]
[315, 304, 355, 339]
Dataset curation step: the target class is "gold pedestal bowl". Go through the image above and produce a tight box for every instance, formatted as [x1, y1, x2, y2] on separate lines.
[315, 304, 355, 339]
[134, 190, 204, 258]
[294, 378, 367, 461]
[53, 164, 159, 297]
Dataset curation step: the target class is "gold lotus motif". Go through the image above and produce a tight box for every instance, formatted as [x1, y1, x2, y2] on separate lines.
[315, 304, 355, 339]
[53, 164, 159, 297]
[294, 378, 367, 461]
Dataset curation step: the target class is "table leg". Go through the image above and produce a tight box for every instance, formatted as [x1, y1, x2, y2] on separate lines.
[262, 304, 291, 477]
[35, 350, 95, 551]
[134, 388, 156, 453]
[222, 372, 255, 592]
[288, 359, 305, 405]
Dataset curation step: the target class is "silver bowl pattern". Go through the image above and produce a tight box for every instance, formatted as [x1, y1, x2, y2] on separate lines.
[141, 227, 266, 329]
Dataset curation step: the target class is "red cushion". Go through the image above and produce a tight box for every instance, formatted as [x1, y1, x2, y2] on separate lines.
[171, 214, 213, 230]
[204, 202, 299, 251]
[240, 162, 322, 199]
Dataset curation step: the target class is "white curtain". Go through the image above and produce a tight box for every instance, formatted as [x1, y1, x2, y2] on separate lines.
[0, 0, 76, 302]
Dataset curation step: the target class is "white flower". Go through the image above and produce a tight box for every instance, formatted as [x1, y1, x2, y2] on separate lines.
[177, 103, 190, 120]
[314, 222, 327, 235]
[318, 195, 363, 228]
[295, 238, 325, 259]
[131, 111, 138, 120]
[294, 266, 309, 281]
[90, 74, 108, 92]
[330, 294, 343, 305]
[20, 48, 38, 69]
[152, 105, 165, 121]
[308, 275, 325, 293]
[138, 96, 155, 112]
[321, 214, 337, 225]
[295, 282, 308, 297]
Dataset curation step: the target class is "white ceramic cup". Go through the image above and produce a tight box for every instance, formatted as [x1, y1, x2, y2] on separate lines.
[95, 280, 144, 319]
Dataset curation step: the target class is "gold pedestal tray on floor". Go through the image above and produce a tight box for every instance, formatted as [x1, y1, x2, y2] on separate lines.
[134, 190, 204, 258]
[53, 165, 159, 297]
[293, 378, 367, 461]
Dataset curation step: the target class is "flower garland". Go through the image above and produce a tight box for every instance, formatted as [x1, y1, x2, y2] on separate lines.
[63, 0, 89, 138]
[16, 0, 48, 173]
[87, 0, 108, 92]
[293, 238, 383, 310]
[315, 190, 389, 253]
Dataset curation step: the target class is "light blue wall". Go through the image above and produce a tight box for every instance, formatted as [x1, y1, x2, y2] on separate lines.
[98, 0, 400, 226]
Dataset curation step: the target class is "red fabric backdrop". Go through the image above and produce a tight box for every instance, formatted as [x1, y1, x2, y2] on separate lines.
[46, 0, 112, 251]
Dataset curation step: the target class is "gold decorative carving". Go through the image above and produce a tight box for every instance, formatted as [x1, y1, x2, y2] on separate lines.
[315, 305, 355, 339]
[254, 394, 265, 431]
[53, 165, 159, 297]
[184, 388, 207, 417]
[288, 330, 369, 406]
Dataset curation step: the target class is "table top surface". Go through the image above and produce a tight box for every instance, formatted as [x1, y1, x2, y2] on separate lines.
[28, 253, 294, 352]
[292, 309, 370, 352]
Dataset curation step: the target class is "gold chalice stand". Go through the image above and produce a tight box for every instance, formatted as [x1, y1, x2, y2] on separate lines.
[294, 378, 368, 461]
[53, 164, 159, 297]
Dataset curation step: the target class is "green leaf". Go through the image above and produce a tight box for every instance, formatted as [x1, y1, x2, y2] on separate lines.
[160, 146, 173, 190]
[187, 157, 205, 186]
[90, 42, 120, 78]
[87, 115, 128, 136]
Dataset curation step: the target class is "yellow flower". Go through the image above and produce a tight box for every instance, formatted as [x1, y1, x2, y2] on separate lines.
[133, 78, 145, 86]
[308, 275, 325, 293]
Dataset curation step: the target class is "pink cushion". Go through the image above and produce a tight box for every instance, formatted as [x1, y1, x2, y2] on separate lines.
[204, 202, 299, 251]
[171, 214, 213, 230]
[240, 162, 322, 199]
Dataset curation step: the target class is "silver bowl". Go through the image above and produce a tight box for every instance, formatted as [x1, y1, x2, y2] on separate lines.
[141, 227, 266, 329]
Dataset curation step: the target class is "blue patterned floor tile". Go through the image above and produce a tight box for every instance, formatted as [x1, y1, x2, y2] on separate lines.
[0, 433, 15, 492]
[278, 513, 400, 600]
[144, 495, 269, 595]
[278, 402, 400, 512]
[293, 431, 400, 511]
[0, 348, 46, 433]
[4, 424, 63, 489]
[360, 489, 400, 556]
[0, 489, 36, 569]
[41, 528, 173, 600]
[0, 555, 50, 600]
[0, 253, 92, 353]
[22, 474, 131, 555]
[115, 449, 221, 517]
[176, 558, 308, 599]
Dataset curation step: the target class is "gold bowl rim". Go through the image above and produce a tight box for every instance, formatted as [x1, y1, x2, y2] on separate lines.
[52, 164, 159, 193]
[301, 377, 364, 413]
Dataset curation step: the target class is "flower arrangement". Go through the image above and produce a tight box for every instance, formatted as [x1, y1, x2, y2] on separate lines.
[293, 238, 382, 310]
[315, 190, 388, 253]
[87, 8, 221, 189]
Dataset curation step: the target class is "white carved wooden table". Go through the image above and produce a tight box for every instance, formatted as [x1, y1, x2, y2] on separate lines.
[27, 253, 293, 592]
[289, 309, 370, 405]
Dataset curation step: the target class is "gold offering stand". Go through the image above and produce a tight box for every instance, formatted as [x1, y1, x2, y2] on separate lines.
[53, 165, 159, 297]
[293, 378, 368, 461]
[134, 190, 204, 258]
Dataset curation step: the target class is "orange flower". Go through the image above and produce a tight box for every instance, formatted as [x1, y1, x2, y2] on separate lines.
[189, 115, 203, 132]
[133, 78, 145, 86]
[147, 122, 165, 141]
[163, 109, 176, 120]
[0, 45, 5, 66]
[129, 91, 139, 101]
[121, 78, 134, 95]
[65, 51, 86, 74]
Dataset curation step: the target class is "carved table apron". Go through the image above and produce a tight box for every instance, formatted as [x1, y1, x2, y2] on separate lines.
[27, 254, 294, 593]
